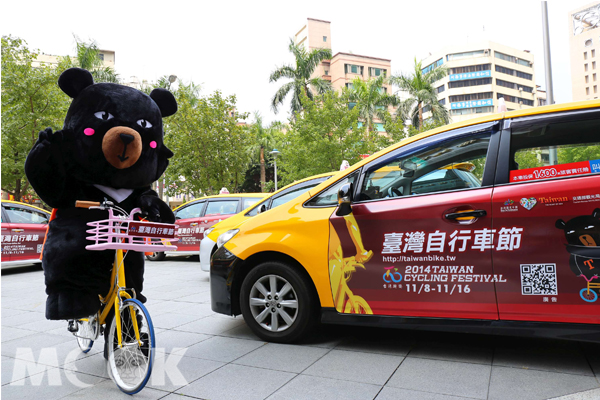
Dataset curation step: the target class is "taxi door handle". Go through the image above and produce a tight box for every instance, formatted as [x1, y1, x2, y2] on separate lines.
[11, 229, 25, 232]
[190, 223, 198, 227]
[445, 210, 487, 220]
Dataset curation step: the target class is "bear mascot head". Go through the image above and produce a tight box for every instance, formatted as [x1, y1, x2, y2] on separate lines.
[555, 208, 600, 281]
[25, 67, 177, 321]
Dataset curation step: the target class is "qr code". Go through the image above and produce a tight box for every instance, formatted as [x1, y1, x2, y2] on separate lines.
[520, 264, 558, 295]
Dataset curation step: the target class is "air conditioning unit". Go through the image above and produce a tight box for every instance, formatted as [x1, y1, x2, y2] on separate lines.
[519, 87, 523, 91]
[484, 49, 490, 56]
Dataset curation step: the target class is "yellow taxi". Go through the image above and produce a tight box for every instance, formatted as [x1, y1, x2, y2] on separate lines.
[147, 192, 267, 261]
[199, 172, 336, 271]
[210, 100, 600, 343]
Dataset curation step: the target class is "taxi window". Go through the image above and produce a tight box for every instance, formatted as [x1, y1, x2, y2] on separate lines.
[306, 173, 358, 207]
[175, 201, 205, 220]
[509, 117, 600, 183]
[242, 197, 263, 210]
[271, 186, 314, 208]
[359, 133, 490, 200]
[4, 206, 48, 224]
[205, 200, 238, 216]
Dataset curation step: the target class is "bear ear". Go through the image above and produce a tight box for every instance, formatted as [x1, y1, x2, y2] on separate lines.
[555, 219, 566, 230]
[58, 68, 94, 98]
[593, 208, 600, 218]
[150, 88, 178, 118]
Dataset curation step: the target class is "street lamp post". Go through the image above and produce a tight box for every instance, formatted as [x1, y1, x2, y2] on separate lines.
[270, 149, 281, 191]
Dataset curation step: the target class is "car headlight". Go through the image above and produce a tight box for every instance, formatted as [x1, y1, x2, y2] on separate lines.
[204, 227, 215, 239]
[217, 229, 239, 248]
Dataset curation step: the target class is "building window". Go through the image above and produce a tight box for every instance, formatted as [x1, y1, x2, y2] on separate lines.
[421, 58, 443, 74]
[585, 63, 589, 72]
[494, 65, 532, 80]
[496, 79, 533, 92]
[369, 67, 387, 77]
[438, 98, 446, 105]
[324, 70, 329, 76]
[587, 87, 590, 95]
[595, 85, 598, 94]
[538, 98, 547, 106]
[449, 92, 493, 102]
[436, 84, 445, 94]
[447, 51, 485, 61]
[345, 64, 363, 75]
[594, 61, 597, 69]
[494, 51, 530, 67]
[586, 75, 590, 83]
[451, 64, 491, 74]
[323, 36, 327, 42]
[448, 77, 492, 88]
[585, 52, 589, 60]
[98, 53, 104, 61]
[585, 39, 593, 47]
[348, 102, 356, 110]
[593, 49, 597, 57]
[345, 83, 353, 90]
[496, 93, 534, 106]
[594, 73, 597, 82]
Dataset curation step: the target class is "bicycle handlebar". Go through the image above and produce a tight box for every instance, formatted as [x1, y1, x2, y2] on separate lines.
[75, 201, 102, 209]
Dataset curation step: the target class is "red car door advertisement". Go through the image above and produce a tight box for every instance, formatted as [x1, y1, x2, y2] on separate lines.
[329, 189, 503, 321]
[493, 175, 600, 325]
[3, 222, 46, 262]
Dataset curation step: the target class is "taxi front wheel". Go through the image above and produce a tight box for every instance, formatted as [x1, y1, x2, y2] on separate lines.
[240, 261, 318, 343]
[145, 252, 165, 261]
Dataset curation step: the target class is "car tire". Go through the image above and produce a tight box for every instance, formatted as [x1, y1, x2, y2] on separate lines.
[145, 252, 165, 261]
[240, 261, 318, 343]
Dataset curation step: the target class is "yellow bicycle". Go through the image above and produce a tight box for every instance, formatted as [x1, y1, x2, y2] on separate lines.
[69, 200, 178, 394]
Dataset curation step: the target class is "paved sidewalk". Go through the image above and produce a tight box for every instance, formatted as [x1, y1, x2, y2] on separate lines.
[2, 258, 599, 400]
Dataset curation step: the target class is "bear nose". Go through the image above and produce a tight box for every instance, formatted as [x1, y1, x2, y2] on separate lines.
[120, 133, 135, 145]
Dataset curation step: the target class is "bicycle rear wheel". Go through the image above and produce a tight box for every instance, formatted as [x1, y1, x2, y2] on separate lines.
[106, 298, 155, 394]
[76, 315, 99, 353]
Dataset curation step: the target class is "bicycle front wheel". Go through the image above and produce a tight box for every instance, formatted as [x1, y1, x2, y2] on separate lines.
[106, 298, 155, 394]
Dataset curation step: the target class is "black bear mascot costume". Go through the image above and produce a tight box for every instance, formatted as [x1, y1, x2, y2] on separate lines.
[25, 67, 177, 321]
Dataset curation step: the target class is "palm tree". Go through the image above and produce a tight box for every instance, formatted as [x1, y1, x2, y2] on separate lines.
[248, 112, 277, 192]
[390, 58, 449, 131]
[346, 76, 397, 135]
[74, 36, 119, 83]
[270, 38, 332, 116]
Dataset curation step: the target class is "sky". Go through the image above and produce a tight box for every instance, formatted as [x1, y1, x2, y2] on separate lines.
[1, 0, 595, 125]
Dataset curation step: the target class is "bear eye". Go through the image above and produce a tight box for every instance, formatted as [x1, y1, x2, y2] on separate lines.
[567, 230, 575, 234]
[94, 111, 114, 121]
[137, 119, 153, 129]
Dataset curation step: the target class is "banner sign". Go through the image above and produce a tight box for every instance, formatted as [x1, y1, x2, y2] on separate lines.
[450, 99, 493, 109]
[509, 160, 598, 183]
[449, 70, 491, 81]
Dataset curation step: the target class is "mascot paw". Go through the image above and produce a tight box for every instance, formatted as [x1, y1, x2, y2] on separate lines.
[137, 194, 175, 223]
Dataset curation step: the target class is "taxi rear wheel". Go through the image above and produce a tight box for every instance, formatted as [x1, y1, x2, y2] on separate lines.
[240, 261, 317, 343]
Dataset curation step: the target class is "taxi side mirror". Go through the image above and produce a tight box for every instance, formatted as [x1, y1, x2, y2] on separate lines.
[258, 204, 267, 214]
[336, 183, 353, 216]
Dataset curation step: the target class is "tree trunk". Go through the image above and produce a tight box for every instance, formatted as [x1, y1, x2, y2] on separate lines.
[14, 178, 22, 202]
[260, 146, 266, 193]
[418, 102, 423, 131]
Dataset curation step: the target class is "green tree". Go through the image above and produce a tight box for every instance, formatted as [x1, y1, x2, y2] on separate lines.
[247, 112, 279, 192]
[74, 36, 119, 83]
[163, 82, 252, 196]
[390, 58, 449, 131]
[346, 76, 397, 135]
[279, 92, 370, 183]
[270, 38, 332, 116]
[1, 36, 72, 201]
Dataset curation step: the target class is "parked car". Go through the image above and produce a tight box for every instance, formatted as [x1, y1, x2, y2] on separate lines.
[200, 172, 336, 271]
[146, 193, 267, 261]
[210, 100, 600, 344]
[1, 200, 50, 269]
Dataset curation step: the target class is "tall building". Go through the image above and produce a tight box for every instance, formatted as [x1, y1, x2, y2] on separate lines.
[569, 2, 600, 101]
[294, 18, 391, 132]
[420, 41, 546, 124]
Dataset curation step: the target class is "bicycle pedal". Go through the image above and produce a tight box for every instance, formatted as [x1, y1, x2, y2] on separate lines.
[67, 320, 78, 333]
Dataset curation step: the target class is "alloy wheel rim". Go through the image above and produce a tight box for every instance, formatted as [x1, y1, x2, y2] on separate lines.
[249, 274, 299, 332]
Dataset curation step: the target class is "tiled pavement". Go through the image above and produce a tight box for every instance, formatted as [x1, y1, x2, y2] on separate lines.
[2, 258, 599, 400]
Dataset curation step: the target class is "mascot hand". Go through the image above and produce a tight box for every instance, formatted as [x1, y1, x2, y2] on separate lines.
[137, 193, 175, 224]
